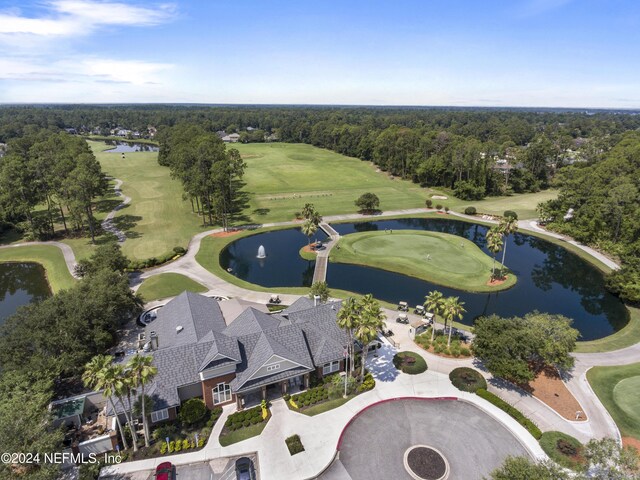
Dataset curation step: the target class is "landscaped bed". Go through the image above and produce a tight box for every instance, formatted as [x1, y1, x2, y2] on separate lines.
[414, 329, 472, 358]
[476, 389, 542, 440]
[285, 434, 305, 455]
[219, 403, 270, 447]
[527, 366, 587, 421]
[393, 351, 428, 374]
[449, 367, 487, 393]
[539, 431, 585, 470]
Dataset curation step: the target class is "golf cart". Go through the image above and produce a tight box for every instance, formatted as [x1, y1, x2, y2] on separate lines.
[414, 305, 425, 315]
[398, 301, 409, 312]
[396, 313, 409, 324]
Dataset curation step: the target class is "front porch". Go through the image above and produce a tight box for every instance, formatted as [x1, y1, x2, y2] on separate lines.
[236, 372, 311, 409]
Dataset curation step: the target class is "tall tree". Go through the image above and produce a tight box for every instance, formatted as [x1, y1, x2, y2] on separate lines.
[355, 294, 386, 380]
[127, 355, 157, 448]
[486, 227, 504, 280]
[301, 219, 318, 246]
[337, 297, 359, 372]
[424, 290, 445, 342]
[498, 216, 518, 277]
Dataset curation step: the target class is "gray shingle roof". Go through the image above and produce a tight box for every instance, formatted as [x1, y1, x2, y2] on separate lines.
[222, 307, 282, 336]
[147, 292, 226, 349]
[281, 296, 316, 315]
[199, 331, 241, 371]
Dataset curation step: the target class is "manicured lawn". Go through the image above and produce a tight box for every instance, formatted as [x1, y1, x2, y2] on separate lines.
[453, 190, 558, 220]
[82, 140, 206, 261]
[137, 273, 208, 302]
[587, 362, 640, 440]
[299, 395, 356, 416]
[393, 351, 428, 374]
[330, 230, 515, 292]
[0, 245, 76, 293]
[219, 421, 268, 447]
[539, 431, 584, 470]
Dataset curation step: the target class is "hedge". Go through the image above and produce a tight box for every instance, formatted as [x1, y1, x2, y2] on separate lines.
[291, 386, 329, 407]
[464, 206, 477, 215]
[476, 389, 542, 439]
[285, 434, 305, 455]
[224, 405, 265, 431]
[503, 210, 518, 220]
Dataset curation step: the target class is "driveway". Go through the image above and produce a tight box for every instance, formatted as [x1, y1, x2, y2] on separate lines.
[323, 398, 531, 480]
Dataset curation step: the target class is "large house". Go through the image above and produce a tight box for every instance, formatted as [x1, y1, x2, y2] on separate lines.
[132, 292, 348, 424]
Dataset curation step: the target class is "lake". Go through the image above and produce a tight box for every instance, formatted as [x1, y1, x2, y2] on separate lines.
[103, 141, 159, 153]
[0, 262, 51, 324]
[220, 218, 628, 341]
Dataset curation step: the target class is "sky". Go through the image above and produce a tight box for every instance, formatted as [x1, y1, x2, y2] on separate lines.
[0, 0, 639, 107]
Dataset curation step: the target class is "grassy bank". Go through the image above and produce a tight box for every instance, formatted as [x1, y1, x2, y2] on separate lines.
[0, 245, 76, 293]
[587, 363, 640, 440]
[330, 229, 515, 292]
[137, 273, 208, 302]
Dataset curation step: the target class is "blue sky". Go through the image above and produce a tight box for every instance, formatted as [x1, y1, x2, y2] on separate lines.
[0, 0, 639, 107]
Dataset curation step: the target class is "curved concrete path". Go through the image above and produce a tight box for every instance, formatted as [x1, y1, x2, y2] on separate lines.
[0, 241, 80, 279]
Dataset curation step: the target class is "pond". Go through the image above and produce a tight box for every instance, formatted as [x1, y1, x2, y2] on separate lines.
[0, 262, 51, 325]
[220, 218, 628, 340]
[103, 141, 159, 153]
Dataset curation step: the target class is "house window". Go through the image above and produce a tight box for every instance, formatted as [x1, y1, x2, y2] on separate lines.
[266, 364, 280, 372]
[213, 382, 232, 404]
[323, 360, 340, 375]
[150, 409, 169, 423]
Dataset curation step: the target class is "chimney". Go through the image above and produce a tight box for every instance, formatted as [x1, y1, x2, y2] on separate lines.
[176, 325, 184, 333]
[314, 295, 321, 307]
[150, 331, 158, 349]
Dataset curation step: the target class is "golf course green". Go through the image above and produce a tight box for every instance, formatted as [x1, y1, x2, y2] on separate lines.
[329, 230, 516, 292]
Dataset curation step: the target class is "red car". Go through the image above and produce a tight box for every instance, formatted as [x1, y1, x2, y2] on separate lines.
[155, 462, 174, 480]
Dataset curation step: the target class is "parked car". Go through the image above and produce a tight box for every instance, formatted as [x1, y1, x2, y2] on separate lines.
[235, 457, 256, 480]
[396, 313, 409, 324]
[155, 462, 173, 480]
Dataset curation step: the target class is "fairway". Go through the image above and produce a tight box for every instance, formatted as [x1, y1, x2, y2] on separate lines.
[0, 245, 76, 293]
[81, 141, 206, 261]
[236, 143, 434, 221]
[330, 230, 515, 292]
[137, 273, 208, 302]
[587, 363, 640, 440]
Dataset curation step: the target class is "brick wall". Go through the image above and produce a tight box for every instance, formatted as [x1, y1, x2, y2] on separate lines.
[201, 372, 236, 409]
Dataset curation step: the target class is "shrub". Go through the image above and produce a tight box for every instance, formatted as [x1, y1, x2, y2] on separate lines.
[460, 347, 471, 357]
[503, 210, 518, 220]
[436, 204, 443, 210]
[425, 199, 433, 208]
[539, 431, 584, 470]
[393, 351, 428, 374]
[285, 434, 305, 455]
[464, 206, 477, 215]
[179, 398, 207, 425]
[182, 439, 190, 450]
[358, 372, 376, 392]
[174, 441, 181, 453]
[243, 420, 250, 428]
[449, 367, 487, 393]
[197, 437, 205, 448]
[160, 442, 167, 455]
[283, 394, 291, 402]
[173, 246, 186, 255]
[168, 441, 175, 453]
[444, 206, 450, 213]
[476, 389, 542, 439]
[152, 424, 178, 441]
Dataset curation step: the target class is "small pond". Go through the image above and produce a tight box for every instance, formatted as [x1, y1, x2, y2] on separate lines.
[0, 262, 51, 324]
[103, 141, 159, 153]
[220, 218, 628, 340]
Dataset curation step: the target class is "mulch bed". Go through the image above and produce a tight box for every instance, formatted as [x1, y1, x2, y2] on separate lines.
[210, 230, 241, 238]
[486, 276, 507, 286]
[407, 447, 446, 480]
[301, 245, 317, 254]
[526, 367, 587, 421]
[623, 437, 640, 453]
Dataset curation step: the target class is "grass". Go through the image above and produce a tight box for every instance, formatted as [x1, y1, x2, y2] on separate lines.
[587, 363, 640, 440]
[73, 140, 207, 261]
[137, 273, 208, 302]
[285, 434, 305, 455]
[539, 431, 584, 470]
[0, 245, 76, 293]
[454, 190, 558, 220]
[299, 395, 356, 416]
[330, 229, 515, 292]
[393, 351, 428, 374]
[219, 421, 268, 447]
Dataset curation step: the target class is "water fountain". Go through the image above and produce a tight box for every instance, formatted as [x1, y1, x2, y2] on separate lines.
[257, 245, 266, 259]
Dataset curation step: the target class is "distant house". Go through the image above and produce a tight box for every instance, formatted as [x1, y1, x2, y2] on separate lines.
[222, 133, 241, 143]
[147, 126, 157, 138]
[64, 128, 78, 135]
[109, 293, 348, 423]
[115, 129, 131, 137]
[216, 130, 227, 139]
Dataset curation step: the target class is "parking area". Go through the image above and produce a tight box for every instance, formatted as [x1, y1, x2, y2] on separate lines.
[321, 398, 531, 480]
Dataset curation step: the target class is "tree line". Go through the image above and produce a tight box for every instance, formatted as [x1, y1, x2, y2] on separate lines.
[156, 124, 247, 230]
[537, 131, 640, 303]
[0, 131, 107, 241]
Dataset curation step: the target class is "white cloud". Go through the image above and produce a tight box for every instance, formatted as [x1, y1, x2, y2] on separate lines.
[0, 1, 175, 37]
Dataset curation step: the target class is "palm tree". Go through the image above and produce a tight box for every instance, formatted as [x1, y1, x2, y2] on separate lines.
[106, 364, 139, 452]
[337, 297, 360, 372]
[302, 203, 316, 220]
[301, 219, 318, 247]
[486, 227, 504, 280]
[356, 294, 386, 381]
[498, 216, 518, 278]
[82, 355, 129, 450]
[442, 296, 466, 347]
[127, 354, 157, 448]
[424, 290, 445, 342]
